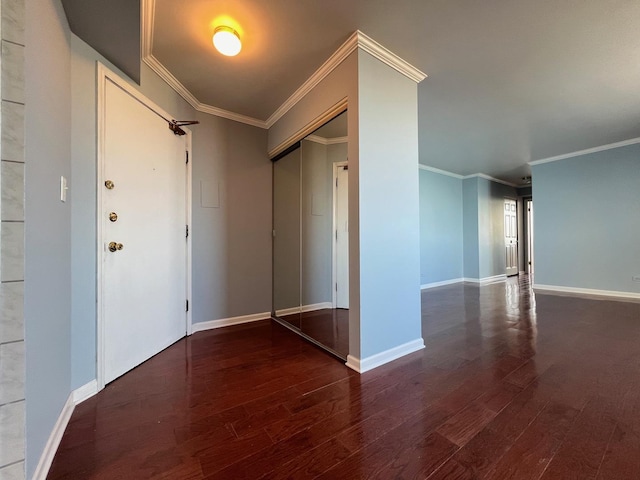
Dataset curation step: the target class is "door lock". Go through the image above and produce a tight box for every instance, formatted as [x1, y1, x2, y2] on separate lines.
[109, 212, 118, 222]
[108, 242, 124, 252]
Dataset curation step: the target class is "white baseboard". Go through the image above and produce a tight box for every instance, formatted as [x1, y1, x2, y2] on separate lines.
[534, 284, 640, 301]
[191, 311, 271, 333]
[32, 394, 74, 480]
[346, 338, 425, 373]
[420, 278, 464, 290]
[275, 302, 333, 317]
[464, 274, 507, 285]
[72, 380, 98, 404]
[32, 379, 102, 479]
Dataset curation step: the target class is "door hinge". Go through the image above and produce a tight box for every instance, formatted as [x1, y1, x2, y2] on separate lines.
[186, 225, 189, 238]
[186, 300, 189, 312]
[336, 177, 338, 187]
[335, 230, 338, 240]
[186, 151, 189, 164]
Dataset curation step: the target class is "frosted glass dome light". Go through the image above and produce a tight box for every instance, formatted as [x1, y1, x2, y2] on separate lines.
[213, 26, 242, 56]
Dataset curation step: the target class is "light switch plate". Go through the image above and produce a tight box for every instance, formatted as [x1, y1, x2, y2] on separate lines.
[60, 176, 68, 202]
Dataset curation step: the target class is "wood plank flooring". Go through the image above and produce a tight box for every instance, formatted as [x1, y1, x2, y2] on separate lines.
[47, 275, 640, 479]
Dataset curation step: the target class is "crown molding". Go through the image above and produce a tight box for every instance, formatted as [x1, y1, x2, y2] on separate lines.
[269, 98, 348, 158]
[418, 164, 464, 179]
[265, 30, 427, 128]
[357, 31, 427, 84]
[463, 173, 519, 188]
[529, 137, 640, 166]
[141, 0, 268, 129]
[306, 135, 348, 145]
[142, 5, 427, 131]
[264, 31, 360, 128]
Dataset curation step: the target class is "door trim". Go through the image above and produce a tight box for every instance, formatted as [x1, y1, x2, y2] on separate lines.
[332, 161, 348, 308]
[96, 63, 192, 390]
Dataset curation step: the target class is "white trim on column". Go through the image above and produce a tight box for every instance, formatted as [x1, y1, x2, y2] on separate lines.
[191, 312, 271, 333]
[72, 380, 98, 404]
[533, 284, 640, 301]
[462, 173, 519, 188]
[345, 338, 425, 373]
[420, 278, 464, 289]
[463, 274, 507, 285]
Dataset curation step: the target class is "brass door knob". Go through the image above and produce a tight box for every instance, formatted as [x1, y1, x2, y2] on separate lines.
[108, 242, 124, 252]
[109, 212, 118, 222]
[105, 180, 115, 190]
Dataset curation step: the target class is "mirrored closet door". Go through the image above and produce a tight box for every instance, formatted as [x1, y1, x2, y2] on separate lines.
[272, 112, 349, 359]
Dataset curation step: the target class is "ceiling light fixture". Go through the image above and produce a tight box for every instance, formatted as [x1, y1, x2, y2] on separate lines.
[213, 26, 242, 56]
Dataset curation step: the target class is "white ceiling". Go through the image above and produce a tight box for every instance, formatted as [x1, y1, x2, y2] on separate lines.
[152, 0, 640, 184]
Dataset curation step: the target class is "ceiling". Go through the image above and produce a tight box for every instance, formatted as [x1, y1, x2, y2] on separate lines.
[149, 1, 640, 184]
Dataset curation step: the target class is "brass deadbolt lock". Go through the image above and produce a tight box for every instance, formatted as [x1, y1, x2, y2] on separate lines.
[108, 242, 124, 252]
[105, 180, 115, 190]
[109, 212, 118, 222]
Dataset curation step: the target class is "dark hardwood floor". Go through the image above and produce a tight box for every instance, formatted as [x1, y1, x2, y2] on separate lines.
[278, 308, 349, 359]
[48, 275, 640, 479]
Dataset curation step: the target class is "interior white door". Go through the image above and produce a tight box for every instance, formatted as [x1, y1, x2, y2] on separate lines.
[334, 164, 349, 308]
[504, 198, 518, 276]
[102, 80, 187, 384]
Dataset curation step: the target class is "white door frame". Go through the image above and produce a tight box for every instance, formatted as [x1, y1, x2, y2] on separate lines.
[526, 199, 534, 274]
[96, 63, 192, 390]
[332, 161, 348, 308]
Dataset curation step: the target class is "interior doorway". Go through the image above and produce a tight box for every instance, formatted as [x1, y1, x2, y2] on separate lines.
[504, 198, 518, 276]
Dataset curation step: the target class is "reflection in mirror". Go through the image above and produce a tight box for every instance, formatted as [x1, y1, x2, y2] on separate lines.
[272, 111, 349, 359]
[273, 148, 301, 329]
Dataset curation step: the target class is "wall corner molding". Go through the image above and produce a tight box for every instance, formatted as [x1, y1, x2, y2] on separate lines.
[346, 338, 425, 373]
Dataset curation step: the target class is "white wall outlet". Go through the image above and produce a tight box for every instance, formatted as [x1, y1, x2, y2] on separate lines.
[60, 175, 68, 202]
[632, 275, 640, 282]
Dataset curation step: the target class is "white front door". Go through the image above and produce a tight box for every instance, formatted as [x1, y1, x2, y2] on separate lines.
[504, 198, 518, 276]
[334, 163, 349, 308]
[101, 78, 188, 384]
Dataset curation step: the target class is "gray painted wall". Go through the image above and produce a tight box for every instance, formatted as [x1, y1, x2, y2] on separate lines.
[532, 144, 640, 293]
[191, 111, 271, 323]
[357, 49, 422, 358]
[24, 0, 72, 476]
[419, 169, 463, 284]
